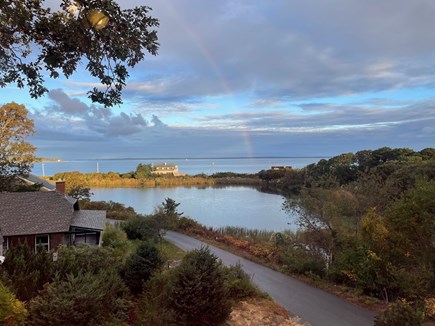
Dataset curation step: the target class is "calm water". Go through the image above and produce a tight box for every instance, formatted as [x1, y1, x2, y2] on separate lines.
[32, 157, 325, 176]
[91, 186, 296, 231]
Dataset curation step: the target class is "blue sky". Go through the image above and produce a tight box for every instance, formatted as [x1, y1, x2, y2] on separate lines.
[2, 0, 435, 159]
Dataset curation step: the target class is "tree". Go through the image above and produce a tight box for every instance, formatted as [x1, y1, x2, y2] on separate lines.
[134, 163, 152, 178]
[162, 197, 183, 217]
[122, 216, 160, 241]
[0, 103, 36, 191]
[27, 272, 131, 326]
[169, 247, 231, 325]
[67, 185, 93, 201]
[121, 241, 163, 295]
[2, 243, 52, 301]
[0, 0, 159, 107]
[283, 188, 360, 269]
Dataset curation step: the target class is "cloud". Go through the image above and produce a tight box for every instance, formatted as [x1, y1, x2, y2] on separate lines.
[23, 0, 435, 161]
[41, 89, 154, 137]
[151, 114, 167, 128]
[105, 0, 434, 105]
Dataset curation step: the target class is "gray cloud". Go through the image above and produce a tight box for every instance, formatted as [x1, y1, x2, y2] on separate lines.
[151, 115, 167, 128]
[194, 99, 435, 132]
[109, 0, 435, 105]
[43, 89, 154, 137]
[25, 0, 435, 160]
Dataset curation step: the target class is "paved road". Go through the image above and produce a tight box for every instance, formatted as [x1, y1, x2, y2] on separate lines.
[164, 230, 376, 326]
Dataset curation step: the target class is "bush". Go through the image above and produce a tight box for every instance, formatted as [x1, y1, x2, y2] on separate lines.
[169, 247, 231, 325]
[81, 200, 137, 220]
[223, 263, 262, 301]
[53, 245, 123, 280]
[134, 273, 176, 326]
[27, 272, 131, 326]
[122, 216, 160, 241]
[280, 247, 326, 278]
[374, 299, 424, 326]
[1, 243, 52, 301]
[102, 223, 131, 257]
[0, 282, 27, 326]
[177, 216, 200, 230]
[122, 242, 163, 295]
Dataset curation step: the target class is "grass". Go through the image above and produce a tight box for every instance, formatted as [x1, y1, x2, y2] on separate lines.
[156, 239, 186, 261]
[214, 226, 276, 242]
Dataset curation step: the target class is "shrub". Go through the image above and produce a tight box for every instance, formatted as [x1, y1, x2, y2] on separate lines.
[169, 247, 231, 325]
[223, 263, 262, 301]
[0, 282, 27, 326]
[53, 245, 123, 280]
[122, 216, 160, 241]
[1, 243, 52, 301]
[280, 247, 325, 278]
[27, 271, 131, 326]
[122, 242, 163, 295]
[102, 223, 131, 257]
[81, 200, 137, 220]
[374, 299, 424, 326]
[134, 273, 176, 326]
[177, 216, 199, 230]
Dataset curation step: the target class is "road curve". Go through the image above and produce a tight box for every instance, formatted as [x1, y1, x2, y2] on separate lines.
[164, 230, 376, 326]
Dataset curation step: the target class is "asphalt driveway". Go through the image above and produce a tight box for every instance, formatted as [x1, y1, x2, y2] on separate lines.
[164, 230, 376, 326]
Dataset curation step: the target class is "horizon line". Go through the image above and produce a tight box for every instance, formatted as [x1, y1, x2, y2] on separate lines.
[39, 156, 331, 162]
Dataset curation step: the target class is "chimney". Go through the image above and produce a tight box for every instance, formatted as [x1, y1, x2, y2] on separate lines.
[55, 181, 66, 193]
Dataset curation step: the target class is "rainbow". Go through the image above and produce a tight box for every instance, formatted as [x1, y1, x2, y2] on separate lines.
[160, 1, 255, 158]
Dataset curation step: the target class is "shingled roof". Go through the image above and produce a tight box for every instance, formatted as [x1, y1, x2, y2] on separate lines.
[0, 192, 105, 236]
[71, 210, 106, 230]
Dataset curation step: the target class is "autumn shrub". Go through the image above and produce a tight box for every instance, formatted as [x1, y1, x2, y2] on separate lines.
[424, 298, 435, 322]
[0, 282, 27, 326]
[374, 299, 424, 326]
[27, 271, 131, 326]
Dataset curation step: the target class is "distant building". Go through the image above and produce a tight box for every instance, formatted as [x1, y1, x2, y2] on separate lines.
[271, 166, 291, 170]
[152, 163, 179, 175]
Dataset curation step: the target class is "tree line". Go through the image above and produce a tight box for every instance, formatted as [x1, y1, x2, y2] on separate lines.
[249, 147, 435, 324]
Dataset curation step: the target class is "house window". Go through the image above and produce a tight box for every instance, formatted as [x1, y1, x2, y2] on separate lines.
[35, 235, 50, 251]
[1, 237, 7, 256]
[3, 237, 8, 251]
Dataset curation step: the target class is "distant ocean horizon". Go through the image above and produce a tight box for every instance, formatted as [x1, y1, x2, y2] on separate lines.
[31, 156, 328, 176]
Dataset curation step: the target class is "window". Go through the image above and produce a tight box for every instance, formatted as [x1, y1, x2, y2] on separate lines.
[35, 235, 49, 251]
[1, 237, 7, 256]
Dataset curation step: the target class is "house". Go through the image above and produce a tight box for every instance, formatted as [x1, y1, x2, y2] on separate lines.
[17, 173, 56, 191]
[152, 162, 179, 175]
[271, 166, 291, 171]
[0, 189, 106, 252]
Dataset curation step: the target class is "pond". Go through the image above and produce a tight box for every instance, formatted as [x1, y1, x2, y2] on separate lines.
[91, 186, 296, 231]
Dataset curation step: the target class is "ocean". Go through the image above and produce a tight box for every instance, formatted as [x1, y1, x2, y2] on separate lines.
[32, 157, 326, 176]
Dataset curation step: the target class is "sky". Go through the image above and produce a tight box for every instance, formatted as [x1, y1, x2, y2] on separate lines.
[2, 0, 435, 159]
